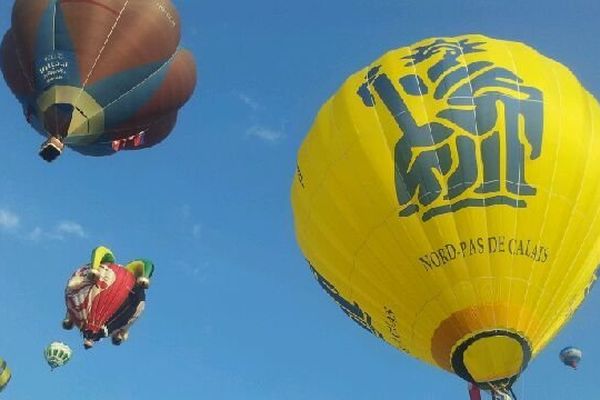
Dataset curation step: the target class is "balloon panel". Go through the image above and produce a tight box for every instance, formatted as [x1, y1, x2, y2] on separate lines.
[0, 359, 10, 392]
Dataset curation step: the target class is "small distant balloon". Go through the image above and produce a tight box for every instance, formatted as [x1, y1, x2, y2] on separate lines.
[44, 342, 72, 370]
[560, 347, 582, 369]
[0, 358, 10, 392]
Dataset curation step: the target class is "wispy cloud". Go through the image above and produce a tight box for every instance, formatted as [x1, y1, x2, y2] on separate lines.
[0, 209, 19, 230]
[175, 260, 208, 283]
[247, 125, 284, 142]
[178, 204, 203, 240]
[56, 221, 87, 238]
[238, 93, 260, 111]
[27, 227, 43, 241]
[27, 221, 87, 241]
[236, 92, 286, 143]
[0, 206, 88, 242]
[236, 92, 285, 143]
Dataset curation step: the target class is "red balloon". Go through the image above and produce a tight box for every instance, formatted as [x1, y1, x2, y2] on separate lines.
[64, 262, 145, 348]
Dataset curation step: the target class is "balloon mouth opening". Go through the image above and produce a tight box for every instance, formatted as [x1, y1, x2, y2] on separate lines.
[452, 329, 531, 390]
[43, 103, 74, 134]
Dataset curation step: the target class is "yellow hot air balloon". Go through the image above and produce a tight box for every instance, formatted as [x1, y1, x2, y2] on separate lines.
[0, 358, 11, 392]
[291, 34, 600, 394]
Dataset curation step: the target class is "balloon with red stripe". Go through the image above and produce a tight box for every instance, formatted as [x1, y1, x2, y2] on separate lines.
[63, 246, 154, 349]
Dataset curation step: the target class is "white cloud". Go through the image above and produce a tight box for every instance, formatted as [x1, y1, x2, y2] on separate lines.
[27, 227, 43, 241]
[236, 93, 285, 143]
[247, 125, 284, 142]
[238, 93, 260, 111]
[56, 221, 87, 238]
[0, 206, 87, 242]
[175, 260, 208, 283]
[0, 209, 19, 230]
[27, 222, 87, 241]
[178, 205, 202, 239]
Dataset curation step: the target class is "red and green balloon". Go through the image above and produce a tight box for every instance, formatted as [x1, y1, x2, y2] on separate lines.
[63, 246, 154, 349]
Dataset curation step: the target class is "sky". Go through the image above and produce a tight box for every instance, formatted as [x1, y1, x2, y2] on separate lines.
[0, 0, 599, 399]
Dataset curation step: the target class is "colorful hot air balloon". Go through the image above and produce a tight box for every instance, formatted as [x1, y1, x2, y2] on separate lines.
[291, 34, 600, 394]
[63, 246, 154, 349]
[44, 342, 72, 370]
[559, 346, 582, 369]
[0, 358, 10, 392]
[0, 0, 196, 161]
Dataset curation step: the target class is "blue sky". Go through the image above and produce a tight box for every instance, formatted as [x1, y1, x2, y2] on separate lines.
[0, 0, 599, 399]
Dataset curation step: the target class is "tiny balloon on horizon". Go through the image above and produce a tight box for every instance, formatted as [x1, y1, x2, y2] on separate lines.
[560, 346, 582, 369]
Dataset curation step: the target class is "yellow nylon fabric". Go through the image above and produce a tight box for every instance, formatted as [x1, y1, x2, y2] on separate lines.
[291, 34, 600, 383]
[462, 335, 523, 382]
[91, 246, 115, 271]
[0, 359, 11, 392]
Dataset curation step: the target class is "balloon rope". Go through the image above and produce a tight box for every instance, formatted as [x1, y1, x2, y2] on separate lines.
[74, 0, 130, 103]
[488, 382, 516, 400]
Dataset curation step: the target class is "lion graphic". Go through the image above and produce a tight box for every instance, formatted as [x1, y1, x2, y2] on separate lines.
[358, 39, 543, 221]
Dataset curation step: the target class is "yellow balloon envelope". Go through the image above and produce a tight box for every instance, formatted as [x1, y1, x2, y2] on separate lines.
[0, 358, 11, 392]
[291, 34, 600, 390]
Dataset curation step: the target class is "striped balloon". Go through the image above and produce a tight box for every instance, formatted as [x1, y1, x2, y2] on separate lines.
[44, 342, 72, 370]
[0, 358, 11, 392]
[1, 0, 196, 160]
[64, 246, 152, 349]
